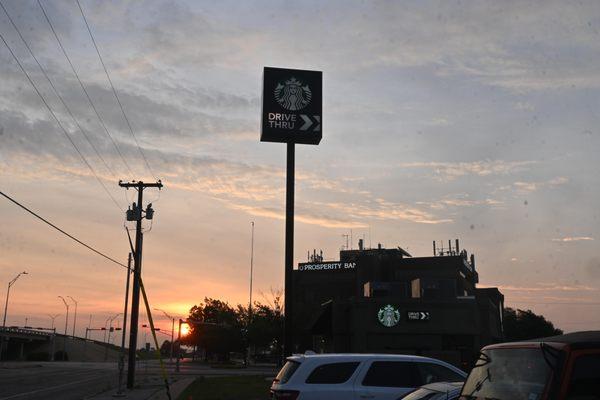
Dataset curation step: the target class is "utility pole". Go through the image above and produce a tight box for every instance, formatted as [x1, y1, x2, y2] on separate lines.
[119, 180, 162, 389]
[115, 252, 132, 397]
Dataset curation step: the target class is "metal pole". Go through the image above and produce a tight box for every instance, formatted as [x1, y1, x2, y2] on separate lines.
[170, 318, 174, 363]
[115, 253, 132, 396]
[176, 319, 182, 372]
[58, 296, 69, 361]
[2, 284, 11, 328]
[127, 184, 144, 389]
[2, 272, 28, 327]
[283, 142, 295, 358]
[68, 296, 77, 338]
[249, 221, 254, 320]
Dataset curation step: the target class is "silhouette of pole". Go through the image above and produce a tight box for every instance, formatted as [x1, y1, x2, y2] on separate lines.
[58, 296, 69, 360]
[119, 180, 162, 389]
[116, 252, 132, 397]
[154, 308, 175, 362]
[283, 143, 294, 358]
[48, 314, 60, 330]
[67, 296, 77, 338]
[2, 271, 28, 327]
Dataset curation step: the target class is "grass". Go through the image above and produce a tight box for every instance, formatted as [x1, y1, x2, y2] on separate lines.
[177, 375, 272, 400]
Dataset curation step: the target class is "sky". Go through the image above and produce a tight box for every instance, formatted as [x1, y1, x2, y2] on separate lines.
[1, 0, 599, 341]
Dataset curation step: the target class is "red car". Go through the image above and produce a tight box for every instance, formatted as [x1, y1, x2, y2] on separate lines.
[459, 331, 600, 400]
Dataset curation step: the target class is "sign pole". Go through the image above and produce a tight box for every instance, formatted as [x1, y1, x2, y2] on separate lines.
[284, 142, 295, 358]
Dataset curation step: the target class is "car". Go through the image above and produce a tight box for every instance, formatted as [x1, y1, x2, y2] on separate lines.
[459, 330, 600, 400]
[270, 353, 467, 400]
[399, 382, 463, 400]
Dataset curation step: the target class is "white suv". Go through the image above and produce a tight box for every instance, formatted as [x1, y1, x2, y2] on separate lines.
[270, 353, 466, 400]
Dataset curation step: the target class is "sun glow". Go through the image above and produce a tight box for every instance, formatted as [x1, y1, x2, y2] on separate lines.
[180, 323, 190, 336]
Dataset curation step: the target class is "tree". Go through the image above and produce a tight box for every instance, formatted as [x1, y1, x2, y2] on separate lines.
[503, 307, 563, 341]
[185, 298, 244, 361]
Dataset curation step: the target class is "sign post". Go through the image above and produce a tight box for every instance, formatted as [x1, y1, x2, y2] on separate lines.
[261, 67, 322, 357]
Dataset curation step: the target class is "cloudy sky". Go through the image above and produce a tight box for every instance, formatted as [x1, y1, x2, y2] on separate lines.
[1, 0, 599, 339]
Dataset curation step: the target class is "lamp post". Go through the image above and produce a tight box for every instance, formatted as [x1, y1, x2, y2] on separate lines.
[154, 308, 175, 362]
[48, 314, 60, 330]
[2, 271, 28, 327]
[67, 296, 78, 338]
[58, 296, 69, 361]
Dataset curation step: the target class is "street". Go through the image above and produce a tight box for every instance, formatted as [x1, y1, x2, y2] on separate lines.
[0, 360, 277, 399]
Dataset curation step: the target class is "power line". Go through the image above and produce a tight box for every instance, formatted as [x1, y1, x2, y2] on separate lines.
[0, 1, 117, 180]
[36, 0, 134, 178]
[0, 29, 123, 210]
[76, 0, 157, 181]
[0, 190, 128, 270]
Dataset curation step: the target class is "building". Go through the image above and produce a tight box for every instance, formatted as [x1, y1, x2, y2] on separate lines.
[292, 240, 504, 368]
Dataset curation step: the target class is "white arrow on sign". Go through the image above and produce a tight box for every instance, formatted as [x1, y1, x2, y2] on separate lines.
[300, 115, 321, 132]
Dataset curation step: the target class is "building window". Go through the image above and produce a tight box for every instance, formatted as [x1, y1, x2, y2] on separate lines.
[305, 362, 360, 384]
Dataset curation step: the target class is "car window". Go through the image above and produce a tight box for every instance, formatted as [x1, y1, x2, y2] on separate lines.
[417, 363, 465, 385]
[275, 360, 301, 384]
[305, 362, 360, 384]
[362, 361, 420, 388]
[566, 353, 600, 400]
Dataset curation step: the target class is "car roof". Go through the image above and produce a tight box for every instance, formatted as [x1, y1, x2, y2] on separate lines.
[484, 330, 600, 351]
[525, 330, 600, 348]
[287, 353, 448, 363]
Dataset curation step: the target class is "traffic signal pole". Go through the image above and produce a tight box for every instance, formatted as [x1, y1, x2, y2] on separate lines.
[119, 180, 162, 389]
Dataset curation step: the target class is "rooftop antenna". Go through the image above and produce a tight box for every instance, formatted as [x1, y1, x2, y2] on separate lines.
[350, 229, 353, 250]
[369, 225, 372, 249]
[342, 234, 349, 250]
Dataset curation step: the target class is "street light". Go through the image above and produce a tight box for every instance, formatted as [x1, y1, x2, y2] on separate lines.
[57, 296, 70, 335]
[58, 296, 69, 361]
[2, 271, 28, 327]
[67, 296, 78, 338]
[154, 308, 175, 362]
[48, 314, 60, 330]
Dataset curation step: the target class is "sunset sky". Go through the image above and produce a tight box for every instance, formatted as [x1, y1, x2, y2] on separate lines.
[1, 0, 599, 341]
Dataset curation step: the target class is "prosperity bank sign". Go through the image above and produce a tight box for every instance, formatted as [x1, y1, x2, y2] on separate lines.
[298, 262, 356, 271]
[261, 67, 322, 145]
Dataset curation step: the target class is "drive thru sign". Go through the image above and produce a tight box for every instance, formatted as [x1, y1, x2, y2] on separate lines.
[261, 67, 322, 145]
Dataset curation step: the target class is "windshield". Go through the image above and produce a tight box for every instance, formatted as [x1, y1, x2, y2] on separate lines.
[460, 348, 553, 400]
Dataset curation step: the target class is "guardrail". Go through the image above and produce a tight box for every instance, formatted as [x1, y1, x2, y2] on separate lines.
[0, 326, 53, 338]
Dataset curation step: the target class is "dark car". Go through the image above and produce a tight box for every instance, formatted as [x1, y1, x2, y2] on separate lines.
[400, 381, 463, 400]
[459, 330, 600, 400]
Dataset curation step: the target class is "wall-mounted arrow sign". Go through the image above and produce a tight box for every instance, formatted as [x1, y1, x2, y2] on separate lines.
[407, 311, 430, 321]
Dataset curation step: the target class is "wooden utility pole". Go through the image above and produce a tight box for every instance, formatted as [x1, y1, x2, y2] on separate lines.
[119, 180, 162, 389]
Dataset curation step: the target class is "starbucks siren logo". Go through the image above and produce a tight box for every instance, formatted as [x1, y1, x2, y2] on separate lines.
[378, 305, 400, 327]
[274, 77, 312, 111]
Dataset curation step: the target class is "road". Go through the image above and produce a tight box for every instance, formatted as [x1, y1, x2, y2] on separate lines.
[0, 360, 277, 399]
[0, 362, 117, 400]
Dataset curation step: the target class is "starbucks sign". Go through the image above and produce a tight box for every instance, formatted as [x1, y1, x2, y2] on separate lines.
[377, 305, 400, 327]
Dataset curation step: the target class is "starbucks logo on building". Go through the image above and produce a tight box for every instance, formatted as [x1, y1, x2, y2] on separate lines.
[274, 77, 312, 111]
[378, 305, 400, 327]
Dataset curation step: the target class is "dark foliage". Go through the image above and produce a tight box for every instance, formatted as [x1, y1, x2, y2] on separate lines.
[503, 307, 563, 341]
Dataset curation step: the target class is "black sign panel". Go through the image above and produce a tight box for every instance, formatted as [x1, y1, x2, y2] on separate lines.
[407, 311, 430, 321]
[261, 67, 322, 145]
